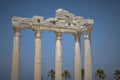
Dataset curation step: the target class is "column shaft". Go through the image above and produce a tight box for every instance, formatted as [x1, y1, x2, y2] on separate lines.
[55, 32, 62, 80]
[11, 28, 21, 80]
[34, 30, 42, 80]
[84, 32, 92, 80]
[74, 34, 81, 80]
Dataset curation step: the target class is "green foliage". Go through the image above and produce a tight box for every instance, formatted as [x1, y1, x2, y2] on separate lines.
[81, 69, 84, 80]
[114, 69, 120, 80]
[62, 70, 71, 80]
[48, 69, 55, 80]
[95, 68, 106, 80]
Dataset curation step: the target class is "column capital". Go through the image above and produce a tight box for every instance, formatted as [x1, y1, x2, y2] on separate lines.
[56, 32, 62, 40]
[35, 30, 41, 38]
[13, 27, 21, 37]
[74, 33, 81, 42]
[84, 30, 91, 40]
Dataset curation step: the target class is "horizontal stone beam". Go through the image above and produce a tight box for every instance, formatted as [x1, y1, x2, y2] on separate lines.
[12, 9, 94, 34]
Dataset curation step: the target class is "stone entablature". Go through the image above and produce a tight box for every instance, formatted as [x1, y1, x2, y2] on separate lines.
[12, 9, 94, 33]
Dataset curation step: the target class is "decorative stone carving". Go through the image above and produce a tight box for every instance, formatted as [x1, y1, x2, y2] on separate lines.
[13, 27, 21, 37]
[44, 17, 58, 26]
[74, 33, 81, 42]
[56, 9, 75, 20]
[12, 17, 23, 27]
[32, 16, 44, 25]
[56, 32, 62, 40]
[84, 31, 91, 40]
[55, 9, 74, 28]
[12, 9, 94, 33]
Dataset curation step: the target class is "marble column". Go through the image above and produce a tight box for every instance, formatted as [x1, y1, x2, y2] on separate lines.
[34, 30, 42, 80]
[55, 32, 62, 80]
[74, 33, 81, 80]
[11, 27, 21, 80]
[84, 31, 92, 80]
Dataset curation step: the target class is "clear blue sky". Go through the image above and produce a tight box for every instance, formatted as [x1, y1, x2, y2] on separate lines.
[0, 0, 120, 80]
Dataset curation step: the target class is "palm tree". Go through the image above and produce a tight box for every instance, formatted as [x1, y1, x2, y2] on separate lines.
[95, 68, 106, 80]
[48, 68, 55, 80]
[114, 69, 120, 80]
[62, 70, 71, 80]
[81, 69, 84, 80]
[41, 76, 43, 80]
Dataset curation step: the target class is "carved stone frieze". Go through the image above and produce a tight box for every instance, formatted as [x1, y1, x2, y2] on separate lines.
[13, 27, 21, 37]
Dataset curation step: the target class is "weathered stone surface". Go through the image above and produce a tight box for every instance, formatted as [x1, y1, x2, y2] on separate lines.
[12, 9, 94, 32]
[32, 16, 44, 24]
[34, 30, 42, 80]
[44, 17, 57, 27]
[84, 31, 92, 80]
[56, 9, 75, 19]
[11, 28, 21, 80]
[55, 32, 62, 80]
[74, 33, 81, 80]
[11, 9, 94, 80]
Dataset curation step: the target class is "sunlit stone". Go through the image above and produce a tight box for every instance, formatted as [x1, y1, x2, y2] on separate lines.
[11, 9, 94, 80]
